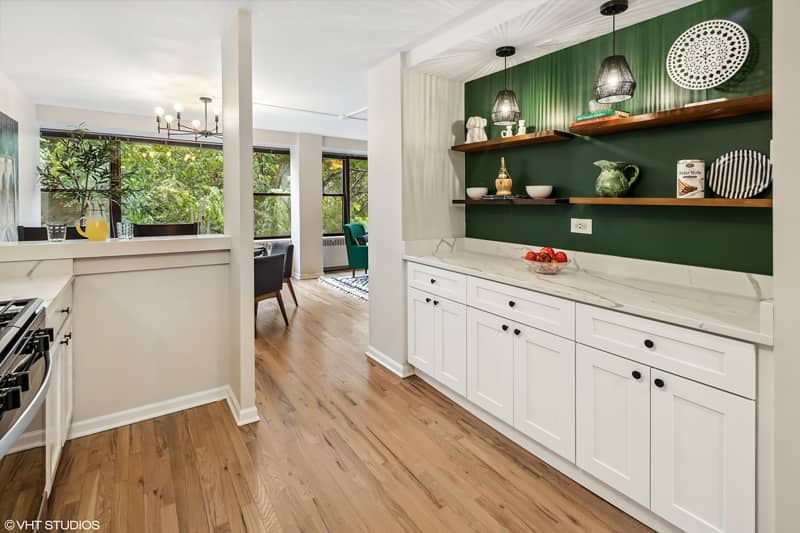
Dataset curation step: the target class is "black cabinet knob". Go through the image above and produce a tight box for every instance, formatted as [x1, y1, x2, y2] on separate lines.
[513, 328, 521, 336]
[433, 300, 439, 306]
[425, 297, 431, 303]
[632, 370, 642, 380]
[430, 278, 436, 284]
[60, 306, 71, 314]
[644, 339, 655, 349]
[501, 324, 509, 331]
[60, 333, 72, 346]
[508, 301, 516, 308]
[654, 378, 665, 388]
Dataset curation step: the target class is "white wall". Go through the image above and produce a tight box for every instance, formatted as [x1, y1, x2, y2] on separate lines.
[771, 1, 800, 530]
[402, 67, 465, 240]
[291, 133, 324, 278]
[366, 54, 412, 375]
[0, 70, 39, 228]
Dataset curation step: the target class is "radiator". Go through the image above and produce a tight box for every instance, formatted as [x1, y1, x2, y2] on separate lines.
[323, 236, 349, 270]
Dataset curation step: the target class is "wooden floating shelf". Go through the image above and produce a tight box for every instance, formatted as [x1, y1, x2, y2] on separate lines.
[451, 130, 573, 153]
[569, 93, 772, 137]
[457, 197, 569, 205]
[569, 197, 773, 208]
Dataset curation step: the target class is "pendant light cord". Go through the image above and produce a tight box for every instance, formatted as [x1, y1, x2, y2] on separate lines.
[504, 55, 508, 90]
[612, 15, 616, 55]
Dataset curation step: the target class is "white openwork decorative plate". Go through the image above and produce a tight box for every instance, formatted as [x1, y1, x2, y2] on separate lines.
[708, 150, 772, 199]
[666, 19, 750, 90]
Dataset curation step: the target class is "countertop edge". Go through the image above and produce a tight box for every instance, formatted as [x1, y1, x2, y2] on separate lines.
[0, 235, 232, 263]
[404, 255, 773, 347]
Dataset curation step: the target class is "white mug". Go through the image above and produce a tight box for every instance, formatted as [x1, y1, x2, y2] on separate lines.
[501, 125, 514, 138]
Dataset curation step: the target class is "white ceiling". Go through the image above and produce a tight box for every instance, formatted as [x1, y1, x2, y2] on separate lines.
[410, 0, 700, 81]
[0, 0, 698, 141]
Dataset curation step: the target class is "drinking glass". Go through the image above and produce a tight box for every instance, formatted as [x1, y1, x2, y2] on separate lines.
[46, 223, 67, 243]
[116, 222, 134, 240]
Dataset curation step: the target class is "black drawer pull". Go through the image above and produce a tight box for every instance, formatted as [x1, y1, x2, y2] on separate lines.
[430, 278, 436, 284]
[643, 339, 655, 349]
[654, 378, 665, 388]
[60, 333, 72, 346]
[513, 328, 521, 336]
[501, 324, 509, 331]
[425, 297, 431, 303]
[433, 300, 439, 306]
[60, 306, 71, 314]
[632, 370, 642, 380]
[508, 301, 516, 308]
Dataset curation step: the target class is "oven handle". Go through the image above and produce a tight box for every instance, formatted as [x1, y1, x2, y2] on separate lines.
[0, 350, 52, 459]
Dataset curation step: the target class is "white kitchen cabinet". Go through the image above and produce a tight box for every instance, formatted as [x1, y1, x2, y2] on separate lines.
[650, 370, 755, 533]
[407, 288, 467, 395]
[60, 321, 74, 446]
[407, 288, 437, 375]
[466, 307, 515, 424]
[513, 324, 575, 461]
[45, 338, 64, 490]
[434, 297, 467, 395]
[576, 344, 651, 507]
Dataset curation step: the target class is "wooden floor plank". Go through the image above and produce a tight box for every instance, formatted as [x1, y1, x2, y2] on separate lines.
[48, 278, 651, 533]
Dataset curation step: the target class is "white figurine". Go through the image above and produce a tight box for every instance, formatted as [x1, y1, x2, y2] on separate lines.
[516, 119, 527, 136]
[465, 116, 488, 143]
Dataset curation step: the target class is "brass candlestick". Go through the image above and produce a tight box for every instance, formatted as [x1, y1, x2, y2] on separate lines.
[495, 156, 513, 196]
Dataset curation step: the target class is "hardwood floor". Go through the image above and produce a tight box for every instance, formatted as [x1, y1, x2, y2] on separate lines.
[49, 279, 650, 532]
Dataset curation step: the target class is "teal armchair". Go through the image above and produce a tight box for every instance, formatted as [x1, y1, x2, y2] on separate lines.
[343, 223, 368, 276]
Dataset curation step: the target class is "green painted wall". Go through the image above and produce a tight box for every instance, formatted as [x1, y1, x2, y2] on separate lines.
[464, 0, 773, 274]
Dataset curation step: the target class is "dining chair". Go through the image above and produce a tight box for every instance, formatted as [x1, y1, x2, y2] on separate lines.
[269, 241, 298, 306]
[132, 222, 198, 237]
[254, 253, 289, 330]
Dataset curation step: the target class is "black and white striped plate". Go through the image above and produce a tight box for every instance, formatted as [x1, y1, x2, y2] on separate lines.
[708, 150, 772, 199]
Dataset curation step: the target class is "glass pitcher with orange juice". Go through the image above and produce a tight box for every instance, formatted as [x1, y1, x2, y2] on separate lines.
[75, 200, 110, 241]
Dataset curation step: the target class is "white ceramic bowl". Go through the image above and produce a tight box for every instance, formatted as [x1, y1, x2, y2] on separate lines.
[466, 187, 488, 200]
[525, 185, 553, 199]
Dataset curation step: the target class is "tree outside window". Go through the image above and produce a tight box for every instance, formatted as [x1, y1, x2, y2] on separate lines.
[322, 154, 367, 235]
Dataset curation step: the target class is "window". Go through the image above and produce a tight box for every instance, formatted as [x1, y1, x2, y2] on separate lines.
[322, 154, 368, 235]
[253, 149, 291, 239]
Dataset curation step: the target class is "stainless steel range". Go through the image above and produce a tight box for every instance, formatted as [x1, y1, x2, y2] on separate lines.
[0, 298, 53, 527]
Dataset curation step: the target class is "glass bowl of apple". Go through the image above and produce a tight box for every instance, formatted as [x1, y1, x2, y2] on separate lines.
[522, 247, 570, 274]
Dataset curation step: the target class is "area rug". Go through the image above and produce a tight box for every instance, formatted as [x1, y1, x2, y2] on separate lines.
[320, 274, 369, 300]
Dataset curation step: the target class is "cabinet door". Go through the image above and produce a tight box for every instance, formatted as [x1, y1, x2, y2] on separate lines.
[434, 298, 467, 396]
[651, 370, 755, 533]
[576, 345, 650, 507]
[467, 307, 514, 424]
[407, 288, 436, 375]
[513, 325, 575, 461]
[45, 341, 64, 491]
[61, 326, 74, 445]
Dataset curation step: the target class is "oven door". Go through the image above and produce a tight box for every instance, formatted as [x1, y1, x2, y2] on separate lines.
[0, 345, 51, 528]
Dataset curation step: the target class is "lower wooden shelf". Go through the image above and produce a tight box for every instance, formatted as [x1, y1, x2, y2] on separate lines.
[569, 197, 773, 208]
[453, 197, 773, 208]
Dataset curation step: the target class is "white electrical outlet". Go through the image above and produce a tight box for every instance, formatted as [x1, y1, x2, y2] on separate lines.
[571, 218, 592, 235]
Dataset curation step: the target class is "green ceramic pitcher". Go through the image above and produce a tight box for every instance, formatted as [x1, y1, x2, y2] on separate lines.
[593, 160, 640, 197]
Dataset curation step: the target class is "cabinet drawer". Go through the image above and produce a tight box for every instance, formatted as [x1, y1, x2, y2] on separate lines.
[576, 304, 756, 399]
[407, 262, 466, 304]
[467, 277, 574, 339]
[46, 280, 73, 335]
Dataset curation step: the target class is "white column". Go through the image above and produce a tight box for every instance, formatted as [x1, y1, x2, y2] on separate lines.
[366, 54, 413, 376]
[290, 133, 323, 278]
[222, 9, 257, 425]
[772, 0, 800, 530]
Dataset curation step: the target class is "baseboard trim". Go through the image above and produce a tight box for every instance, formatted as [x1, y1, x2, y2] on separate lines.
[365, 345, 415, 378]
[225, 386, 260, 426]
[68, 386, 229, 440]
[414, 370, 680, 533]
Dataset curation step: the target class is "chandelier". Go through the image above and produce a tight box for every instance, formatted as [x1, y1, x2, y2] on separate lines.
[154, 96, 222, 140]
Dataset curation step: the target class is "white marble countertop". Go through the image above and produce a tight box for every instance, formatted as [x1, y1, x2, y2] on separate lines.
[0, 235, 232, 263]
[0, 275, 73, 307]
[404, 247, 773, 346]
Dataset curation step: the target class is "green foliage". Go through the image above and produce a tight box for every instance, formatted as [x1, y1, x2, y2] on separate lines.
[321, 157, 368, 234]
[253, 151, 291, 238]
[349, 158, 368, 226]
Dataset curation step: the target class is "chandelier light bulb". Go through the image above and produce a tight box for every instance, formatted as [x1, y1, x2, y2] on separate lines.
[191, 119, 201, 130]
[164, 114, 174, 124]
[173, 103, 184, 113]
[213, 108, 220, 117]
[154, 106, 165, 117]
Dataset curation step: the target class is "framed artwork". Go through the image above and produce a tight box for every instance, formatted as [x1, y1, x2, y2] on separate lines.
[0, 111, 19, 240]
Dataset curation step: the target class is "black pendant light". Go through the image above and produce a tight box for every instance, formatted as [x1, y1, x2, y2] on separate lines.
[491, 46, 521, 126]
[594, 0, 636, 104]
